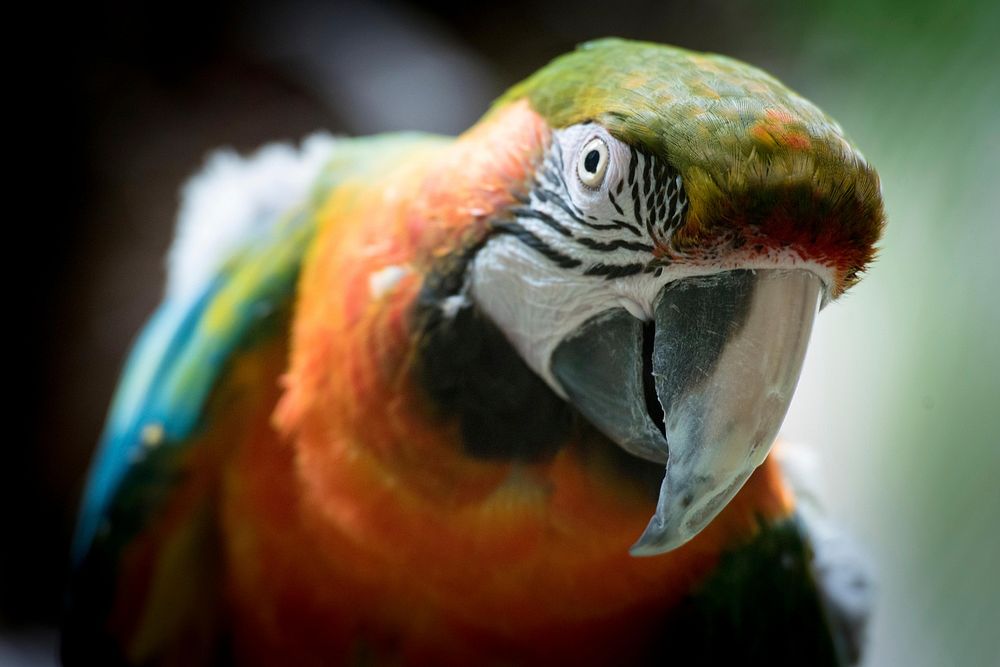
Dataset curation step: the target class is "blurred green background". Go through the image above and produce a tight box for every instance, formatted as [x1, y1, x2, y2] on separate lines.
[776, 3, 1000, 666]
[7, 0, 998, 664]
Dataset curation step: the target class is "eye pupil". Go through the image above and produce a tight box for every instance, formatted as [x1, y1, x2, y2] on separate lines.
[584, 149, 601, 173]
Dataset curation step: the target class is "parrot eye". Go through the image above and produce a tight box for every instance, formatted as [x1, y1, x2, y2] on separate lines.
[576, 137, 609, 188]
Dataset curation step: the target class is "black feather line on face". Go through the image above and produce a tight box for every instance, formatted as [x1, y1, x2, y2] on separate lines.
[491, 221, 582, 269]
[632, 178, 645, 233]
[607, 189, 626, 217]
[575, 237, 655, 253]
[489, 134, 688, 280]
[641, 153, 653, 208]
[508, 206, 573, 237]
[584, 262, 645, 279]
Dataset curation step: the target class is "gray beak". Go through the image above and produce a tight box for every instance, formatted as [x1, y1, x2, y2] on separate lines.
[550, 269, 821, 556]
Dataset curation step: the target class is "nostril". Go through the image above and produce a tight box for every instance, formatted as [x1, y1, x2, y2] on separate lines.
[641, 321, 666, 437]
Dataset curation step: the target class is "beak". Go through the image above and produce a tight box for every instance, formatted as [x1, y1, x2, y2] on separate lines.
[551, 269, 821, 555]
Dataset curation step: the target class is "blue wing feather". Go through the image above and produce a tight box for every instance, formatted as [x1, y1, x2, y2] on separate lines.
[63, 132, 447, 665]
[72, 279, 225, 562]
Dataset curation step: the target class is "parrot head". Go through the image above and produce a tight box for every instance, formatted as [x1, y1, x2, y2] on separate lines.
[419, 38, 884, 556]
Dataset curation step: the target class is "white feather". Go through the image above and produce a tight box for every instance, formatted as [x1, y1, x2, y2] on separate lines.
[777, 443, 874, 661]
[166, 133, 338, 301]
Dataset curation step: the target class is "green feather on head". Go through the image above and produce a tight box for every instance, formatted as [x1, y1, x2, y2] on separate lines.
[496, 37, 884, 292]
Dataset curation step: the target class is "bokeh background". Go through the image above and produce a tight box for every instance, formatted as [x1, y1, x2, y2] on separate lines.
[7, 0, 999, 664]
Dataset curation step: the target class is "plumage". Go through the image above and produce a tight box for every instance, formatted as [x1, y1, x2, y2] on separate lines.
[500, 38, 883, 292]
[64, 39, 883, 665]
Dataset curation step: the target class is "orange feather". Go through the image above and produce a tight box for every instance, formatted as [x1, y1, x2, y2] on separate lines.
[212, 101, 797, 664]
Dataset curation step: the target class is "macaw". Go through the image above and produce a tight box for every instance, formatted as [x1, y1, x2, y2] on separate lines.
[63, 38, 884, 666]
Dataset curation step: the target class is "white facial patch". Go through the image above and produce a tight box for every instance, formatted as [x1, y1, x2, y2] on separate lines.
[469, 123, 833, 396]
